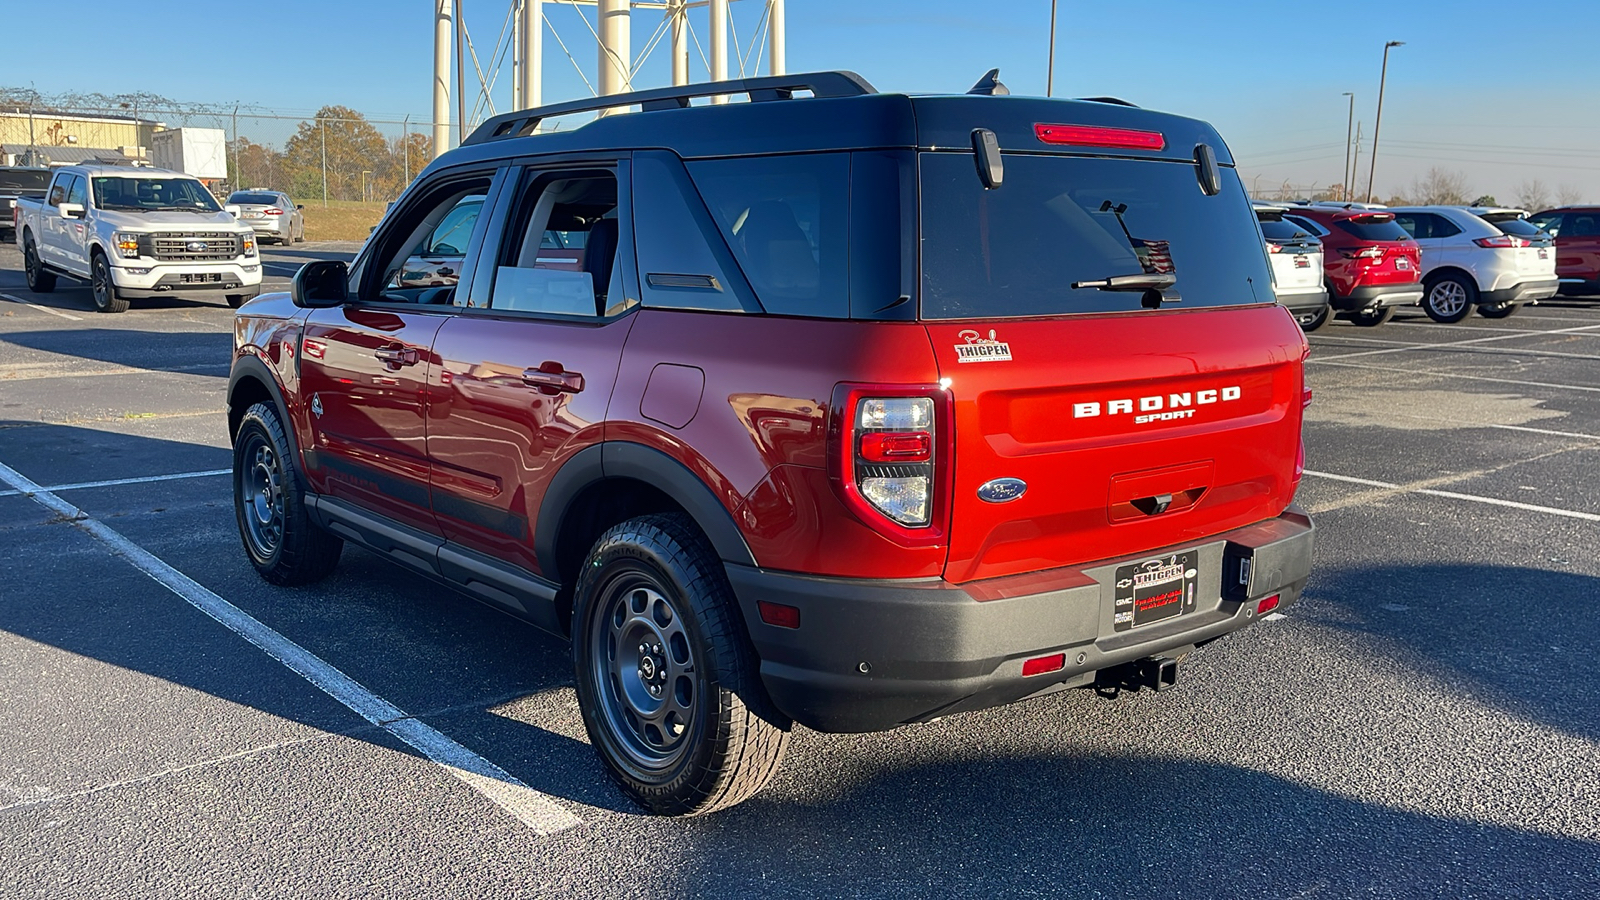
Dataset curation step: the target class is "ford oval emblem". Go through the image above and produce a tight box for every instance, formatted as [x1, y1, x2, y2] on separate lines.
[977, 477, 1027, 503]
[187, 241, 208, 252]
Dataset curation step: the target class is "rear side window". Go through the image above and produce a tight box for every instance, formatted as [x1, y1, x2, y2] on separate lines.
[687, 153, 849, 318]
[919, 153, 1272, 318]
[1284, 214, 1329, 238]
[0, 170, 51, 193]
[1526, 214, 1561, 236]
[1335, 216, 1411, 241]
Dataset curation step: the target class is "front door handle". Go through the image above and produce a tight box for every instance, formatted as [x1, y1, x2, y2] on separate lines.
[522, 362, 585, 395]
[374, 345, 419, 367]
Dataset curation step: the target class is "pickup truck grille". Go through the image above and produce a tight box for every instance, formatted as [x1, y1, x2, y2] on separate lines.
[151, 232, 240, 261]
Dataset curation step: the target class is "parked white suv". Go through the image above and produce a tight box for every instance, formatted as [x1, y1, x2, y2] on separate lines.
[1388, 206, 1559, 322]
[1254, 203, 1329, 329]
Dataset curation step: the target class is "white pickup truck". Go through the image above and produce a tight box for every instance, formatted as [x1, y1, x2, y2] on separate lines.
[14, 165, 262, 313]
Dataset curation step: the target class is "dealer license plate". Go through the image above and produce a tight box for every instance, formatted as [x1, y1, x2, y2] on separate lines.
[1395, 257, 1411, 269]
[1539, 248, 1549, 259]
[1113, 551, 1199, 632]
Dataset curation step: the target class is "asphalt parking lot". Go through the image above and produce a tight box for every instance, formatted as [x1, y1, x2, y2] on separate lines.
[2, 244, 1598, 898]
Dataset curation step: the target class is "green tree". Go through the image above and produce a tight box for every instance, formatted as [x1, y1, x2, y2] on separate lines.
[283, 106, 389, 203]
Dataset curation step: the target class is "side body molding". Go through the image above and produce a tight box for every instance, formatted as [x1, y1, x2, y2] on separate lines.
[536, 441, 759, 582]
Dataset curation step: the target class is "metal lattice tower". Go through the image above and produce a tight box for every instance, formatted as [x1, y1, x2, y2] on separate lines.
[433, 0, 787, 159]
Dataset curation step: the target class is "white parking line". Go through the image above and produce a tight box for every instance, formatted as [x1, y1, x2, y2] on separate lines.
[1309, 323, 1600, 363]
[0, 468, 230, 499]
[0, 458, 582, 836]
[1310, 358, 1600, 394]
[1303, 469, 1600, 522]
[0, 292, 84, 321]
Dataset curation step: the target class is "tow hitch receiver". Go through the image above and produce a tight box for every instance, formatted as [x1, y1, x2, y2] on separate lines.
[1097, 656, 1181, 695]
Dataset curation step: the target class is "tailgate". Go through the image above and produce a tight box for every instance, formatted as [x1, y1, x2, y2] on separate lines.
[1270, 249, 1322, 290]
[928, 306, 1305, 583]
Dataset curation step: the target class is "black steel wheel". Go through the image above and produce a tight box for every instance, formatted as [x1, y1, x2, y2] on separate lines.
[24, 238, 56, 293]
[1422, 273, 1475, 323]
[573, 513, 789, 816]
[90, 254, 129, 313]
[232, 402, 342, 585]
[1477, 301, 1520, 319]
[1348, 305, 1396, 327]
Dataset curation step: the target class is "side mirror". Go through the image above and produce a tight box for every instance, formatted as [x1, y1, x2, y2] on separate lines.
[296, 204, 305, 211]
[291, 259, 350, 308]
[225, 204, 242, 218]
[59, 203, 85, 219]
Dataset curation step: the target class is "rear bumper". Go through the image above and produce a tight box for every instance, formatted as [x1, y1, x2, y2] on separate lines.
[1557, 278, 1600, 297]
[729, 506, 1315, 733]
[1482, 278, 1559, 305]
[1276, 286, 1328, 316]
[1332, 284, 1423, 311]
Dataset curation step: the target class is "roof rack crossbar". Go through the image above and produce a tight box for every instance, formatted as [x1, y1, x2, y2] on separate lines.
[465, 70, 877, 146]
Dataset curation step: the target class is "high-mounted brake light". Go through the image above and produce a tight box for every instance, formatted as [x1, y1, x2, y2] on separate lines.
[1034, 123, 1165, 151]
[1474, 235, 1528, 248]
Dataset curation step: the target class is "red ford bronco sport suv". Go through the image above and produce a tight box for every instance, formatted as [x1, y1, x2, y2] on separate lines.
[228, 71, 1315, 815]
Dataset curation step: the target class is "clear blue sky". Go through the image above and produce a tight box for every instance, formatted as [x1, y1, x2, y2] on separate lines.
[7, 0, 1599, 203]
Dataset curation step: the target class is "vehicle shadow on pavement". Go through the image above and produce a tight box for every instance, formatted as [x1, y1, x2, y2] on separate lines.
[2, 329, 232, 376]
[689, 752, 1600, 897]
[1306, 563, 1599, 742]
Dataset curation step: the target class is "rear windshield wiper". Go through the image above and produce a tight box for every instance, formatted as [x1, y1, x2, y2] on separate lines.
[1070, 273, 1176, 292]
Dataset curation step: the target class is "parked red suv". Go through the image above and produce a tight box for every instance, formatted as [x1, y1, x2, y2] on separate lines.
[227, 72, 1315, 815]
[1528, 207, 1600, 297]
[1284, 205, 1423, 326]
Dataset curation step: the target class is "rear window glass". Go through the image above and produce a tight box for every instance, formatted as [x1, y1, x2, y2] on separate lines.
[1334, 216, 1411, 241]
[1259, 218, 1316, 243]
[0, 169, 51, 193]
[229, 192, 280, 205]
[1490, 217, 1545, 237]
[919, 153, 1272, 318]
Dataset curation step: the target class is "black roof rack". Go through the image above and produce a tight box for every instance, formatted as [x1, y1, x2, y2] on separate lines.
[464, 70, 878, 146]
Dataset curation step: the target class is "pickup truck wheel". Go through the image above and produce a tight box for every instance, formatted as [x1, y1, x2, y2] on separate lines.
[1477, 301, 1520, 319]
[573, 513, 790, 816]
[233, 402, 342, 585]
[1348, 306, 1395, 327]
[226, 295, 249, 309]
[90, 255, 129, 313]
[1296, 303, 1330, 332]
[24, 239, 56, 293]
[1422, 273, 1475, 323]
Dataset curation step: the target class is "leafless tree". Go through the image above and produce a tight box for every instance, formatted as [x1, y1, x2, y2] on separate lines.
[1408, 167, 1472, 205]
[1556, 183, 1585, 206]
[1513, 178, 1551, 212]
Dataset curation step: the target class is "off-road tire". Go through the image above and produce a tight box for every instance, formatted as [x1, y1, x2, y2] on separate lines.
[573, 513, 790, 816]
[233, 401, 342, 585]
[1422, 272, 1475, 323]
[1296, 303, 1330, 332]
[1348, 306, 1396, 327]
[1477, 301, 1520, 319]
[24, 237, 56, 293]
[90, 253, 130, 313]
[226, 295, 250, 309]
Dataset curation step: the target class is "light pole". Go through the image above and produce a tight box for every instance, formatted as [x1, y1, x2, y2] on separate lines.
[1047, 0, 1058, 97]
[1366, 40, 1403, 204]
[361, 170, 372, 204]
[1341, 92, 1354, 201]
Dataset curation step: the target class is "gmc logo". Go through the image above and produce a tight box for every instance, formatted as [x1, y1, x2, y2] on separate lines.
[1074, 386, 1242, 424]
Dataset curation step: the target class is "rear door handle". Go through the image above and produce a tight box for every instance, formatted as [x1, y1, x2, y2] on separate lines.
[374, 345, 419, 367]
[522, 363, 585, 395]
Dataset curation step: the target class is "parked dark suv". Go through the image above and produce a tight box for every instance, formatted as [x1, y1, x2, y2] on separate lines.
[227, 72, 1315, 815]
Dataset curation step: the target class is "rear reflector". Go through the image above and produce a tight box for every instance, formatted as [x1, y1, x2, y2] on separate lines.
[1257, 594, 1281, 615]
[1022, 653, 1066, 677]
[1034, 123, 1165, 151]
[757, 601, 800, 629]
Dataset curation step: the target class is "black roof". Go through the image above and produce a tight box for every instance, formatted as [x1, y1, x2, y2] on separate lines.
[424, 71, 1233, 177]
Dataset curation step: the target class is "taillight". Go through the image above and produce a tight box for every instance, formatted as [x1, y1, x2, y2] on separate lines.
[1267, 243, 1283, 254]
[830, 385, 952, 543]
[263, 207, 284, 216]
[1034, 123, 1166, 151]
[1474, 235, 1528, 248]
[1338, 246, 1385, 261]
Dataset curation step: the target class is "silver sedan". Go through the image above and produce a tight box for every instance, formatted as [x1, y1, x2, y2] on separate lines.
[226, 190, 305, 244]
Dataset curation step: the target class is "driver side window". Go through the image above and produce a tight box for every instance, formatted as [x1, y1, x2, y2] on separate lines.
[376, 178, 493, 302]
